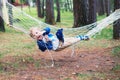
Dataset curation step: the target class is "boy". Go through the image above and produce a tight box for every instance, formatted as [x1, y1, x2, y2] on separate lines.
[29, 27, 89, 52]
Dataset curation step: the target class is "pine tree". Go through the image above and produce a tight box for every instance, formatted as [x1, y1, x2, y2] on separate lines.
[45, 0, 55, 25]
[113, 0, 120, 39]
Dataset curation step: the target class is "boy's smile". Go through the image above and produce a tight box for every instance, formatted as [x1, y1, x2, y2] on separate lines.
[31, 28, 44, 40]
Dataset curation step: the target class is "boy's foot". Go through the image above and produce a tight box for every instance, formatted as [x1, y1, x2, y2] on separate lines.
[84, 35, 89, 40]
[77, 35, 89, 40]
[56, 28, 64, 43]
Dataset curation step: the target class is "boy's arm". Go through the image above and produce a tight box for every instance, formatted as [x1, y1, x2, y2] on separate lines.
[37, 40, 53, 52]
[43, 27, 51, 36]
[46, 41, 53, 50]
[37, 40, 47, 52]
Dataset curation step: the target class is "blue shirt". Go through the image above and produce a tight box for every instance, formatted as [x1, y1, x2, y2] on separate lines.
[37, 40, 53, 52]
[37, 27, 64, 52]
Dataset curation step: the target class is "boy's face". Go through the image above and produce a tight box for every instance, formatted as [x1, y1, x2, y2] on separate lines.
[31, 28, 44, 40]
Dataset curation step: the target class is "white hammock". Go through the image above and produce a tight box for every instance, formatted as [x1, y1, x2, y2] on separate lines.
[3, 2, 120, 39]
[2, 2, 120, 52]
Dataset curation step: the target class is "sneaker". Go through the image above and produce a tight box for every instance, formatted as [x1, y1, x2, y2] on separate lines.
[56, 28, 64, 43]
[84, 35, 89, 40]
[76, 35, 89, 40]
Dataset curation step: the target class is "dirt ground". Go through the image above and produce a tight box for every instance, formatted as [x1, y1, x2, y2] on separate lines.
[0, 47, 120, 80]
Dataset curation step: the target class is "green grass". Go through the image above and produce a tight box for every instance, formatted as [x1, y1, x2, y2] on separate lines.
[94, 25, 113, 39]
[112, 64, 120, 71]
[22, 7, 107, 28]
[112, 45, 120, 57]
[97, 14, 106, 21]
[21, 7, 74, 28]
[0, 26, 36, 58]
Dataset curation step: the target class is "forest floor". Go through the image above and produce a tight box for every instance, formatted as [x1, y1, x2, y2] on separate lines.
[0, 43, 120, 80]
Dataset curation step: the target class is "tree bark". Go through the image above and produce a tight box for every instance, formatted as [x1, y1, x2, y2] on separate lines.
[113, 0, 120, 39]
[73, 0, 89, 28]
[56, 0, 61, 22]
[45, 0, 55, 25]
[105, 0, 110, 16]
[73, 0, 81, 27]
[41, 0, 44, 18]
[36, 0, 42, 18]
[88, 0, 97, 24]
[98, 0, 105, 15]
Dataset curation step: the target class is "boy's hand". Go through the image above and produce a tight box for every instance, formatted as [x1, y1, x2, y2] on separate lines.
[44, 35, 50, 41]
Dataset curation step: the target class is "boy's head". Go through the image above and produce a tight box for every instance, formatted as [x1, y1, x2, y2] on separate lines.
[29, 27, 45, 40]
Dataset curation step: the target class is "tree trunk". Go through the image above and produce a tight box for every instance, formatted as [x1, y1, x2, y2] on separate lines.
[73, 0, 89, 28]
[36, 0, 42, 18]
[96, 0, 99, 13]
[113, 0, 120, 39]
[105, 0, 110, 16]
[73, 0, 81, 27]
[98, 0, 105, 15]
[0, 0, 5, 32]
[88, 0, 97, 24]
[45, 0, 55, 25]
[41, 0, 44, 18]
[56, 0, 61, 22]
[82, 0, 89, 25]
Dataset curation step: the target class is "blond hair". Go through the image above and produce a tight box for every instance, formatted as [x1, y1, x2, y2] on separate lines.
[29, 27, 39, 38]
[29, 27, 45, 39]
[29, 27, 34, 38]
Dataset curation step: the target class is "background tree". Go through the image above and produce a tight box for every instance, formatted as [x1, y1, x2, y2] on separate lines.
[88, 0, 97, 24]
[41, 0, 44, 18]
[98, 0, 105, 16]
[73, 0, 89, 28]
[0, 0, 5, 32]
[45, 0, 55, 25]
[113, 0, 120, 39]
[56, 0, 61, 22]
[73, 0, 81, 27]
[105, 0, 110, 16]
[36, 0, 42, 18]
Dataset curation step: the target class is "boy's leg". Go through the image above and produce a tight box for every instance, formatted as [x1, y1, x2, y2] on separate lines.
[62, 35, 89, 48]
[56, 29, 64, 47]
[56, 28, 64, 43]
[62, 37, 80, 47]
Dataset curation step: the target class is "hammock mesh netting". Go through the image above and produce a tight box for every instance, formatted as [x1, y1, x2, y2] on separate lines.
[2, 2, 120, 38]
